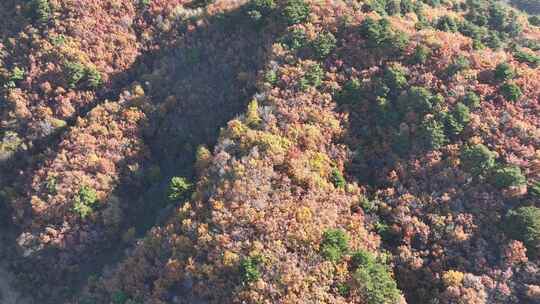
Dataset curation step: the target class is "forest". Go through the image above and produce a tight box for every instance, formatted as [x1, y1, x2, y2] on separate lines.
[0, 0, 539, 303]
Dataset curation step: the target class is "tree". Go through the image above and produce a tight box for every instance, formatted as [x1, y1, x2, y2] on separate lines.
[530, 180, 540, 199]
[330, 168, 346, 188]
[299, 63, 324, 91]
[446, 56, 470, 77]
[351, 250, 401, 304]
[460, 144, 495, 176]
[418, 116, 447, 150]
[73, 186, 99, 219]
[462, 91, 481, 109]
[444, 102, 470, 137]
[246, 0, 276, 24]
[397, 86, 437, 116]
[494, 63, 515, 82]
[490, 166, 526, 188]
[336, 79, 363, 105]
[312, 31, 337, 59]
[282, 0, 310, 25]
[386, 0, 401, 15]
[400, 0, 414, 13]
[505, 206, 540, 258]
[529, 15, 540, 26]
[365, 0, 388, 15]
[359, 18, 409, 55]
[383, 64, 408, 96]
[168, 176, 192, 201]
[240, 256, 263, 283]
[514, 49, 540, 67]
[282, 27, 308, 51]
[30, 0, 52, 24]
[500, 82, 522, 102]
[246, 99, 262, 128]
[411, 45, 431, 64]
[321, 229, 349, 262]
[436, 15, 459, 32]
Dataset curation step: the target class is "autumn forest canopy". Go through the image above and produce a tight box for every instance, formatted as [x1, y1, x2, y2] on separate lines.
[0, 0, 539, 303]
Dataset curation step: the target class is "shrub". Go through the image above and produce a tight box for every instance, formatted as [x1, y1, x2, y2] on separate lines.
[436, 15, 459, 32]
[330, 168, 346, 188]
[505, 206, 540, 258]
[311, 31, 337, 59]
[460, 144, 495, 176]
[240, 256, 262, 283]
[168, 176, 192, 201]
[299, 63, 324, 90]
[494, 63, 515, 82]
[321, 229, 349, 262]
[411, 44, 431, 64]
[500, 82, 522, 102]
[73, 186, 99, 219]
[490, 166, 526, 188]
[351, 250, 401, 304]
[418, 116, 447, 150]
[282, 0, 310, 25]
[462, 91, 481, 109]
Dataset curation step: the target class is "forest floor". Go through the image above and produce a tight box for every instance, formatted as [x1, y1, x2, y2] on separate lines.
[0, 265, 29, 304]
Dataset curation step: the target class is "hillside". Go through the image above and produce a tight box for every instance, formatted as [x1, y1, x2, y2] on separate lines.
[0, 0, 539, 303]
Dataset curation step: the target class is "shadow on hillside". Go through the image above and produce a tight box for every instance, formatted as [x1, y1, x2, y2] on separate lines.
[6, 5, 278, 303]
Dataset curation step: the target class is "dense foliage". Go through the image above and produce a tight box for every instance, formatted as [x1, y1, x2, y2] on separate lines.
[0, 0, 538, 303]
